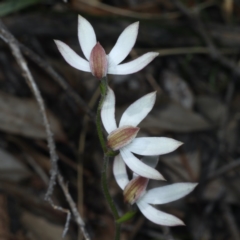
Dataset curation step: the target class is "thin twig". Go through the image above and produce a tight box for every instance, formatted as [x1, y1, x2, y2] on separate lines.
[0, 20, 91, 240]
[19, 43, 95, 121]
[0, 20, 58, 199]
[170, 0, 240, 77]
[24, 153, 49, 185]
[48, 197, 72, 238]
[206, 158, 240, 182]
[155, 46, 239, 56]
[73, 0, 180, 20]
[57, 174, 91, 240]
[221, 203, 240, 240]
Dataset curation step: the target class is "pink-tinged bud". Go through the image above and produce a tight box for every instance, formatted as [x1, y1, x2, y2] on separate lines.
[90, 42, 108, 79]
[124, 176, 149, 205]
[107, 126, 139, 151]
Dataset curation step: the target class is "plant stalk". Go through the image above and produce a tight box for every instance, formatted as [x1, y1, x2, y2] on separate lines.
[96, 76, 121, 240]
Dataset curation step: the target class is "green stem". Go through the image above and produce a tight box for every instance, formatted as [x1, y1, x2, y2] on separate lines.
[96, 76, 108, 153]
[101, 155, 119, 219]
[114, 223, 121, 240]
[101, 155, 121, 240]
[96, 76, 121, 240]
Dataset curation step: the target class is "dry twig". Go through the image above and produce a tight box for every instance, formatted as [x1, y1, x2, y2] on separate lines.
[0, 19, 91, 240]
[0, 20, 58, 199]
[20, 44, 95, 121]
[221, 203, 240, 240]
[170, 0, 240, 77]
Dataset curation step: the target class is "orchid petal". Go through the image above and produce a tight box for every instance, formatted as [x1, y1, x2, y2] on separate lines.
[119, 92, 156, 127]
[113, 154, 129, 190]
[137, 199, 185, 226]
[108, 22, 139, 65]
[141, 183, 198, 205]
[120, 149, 165, 180]
[128, 137, 183, 156]
[101, 87, 117, 134]
[78, 15, 97, 60]
[133, 156, 159, 179]
[108, 52, 159, 75]
[54, 40, 91, 72]
[141, 156, 159, 168]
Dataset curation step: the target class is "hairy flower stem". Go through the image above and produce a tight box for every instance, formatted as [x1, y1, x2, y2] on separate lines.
[114, 223, 121, 240]
[96, 76, 121, 240]
[101, 155, 119, 219]
[101, 155, 121, 240]
[96, 77, 108, 153]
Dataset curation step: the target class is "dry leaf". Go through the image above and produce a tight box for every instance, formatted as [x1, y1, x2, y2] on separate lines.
[195, 96, 227, 125]
[21, 211, 70, 240]
[160, 151, 200, 182]
[162, 71, 194, 109]
[139, 101, 211, 133]
[0, 91, 66, 140]
[203, 179, 239, 204]
[0, 148, 31, 182]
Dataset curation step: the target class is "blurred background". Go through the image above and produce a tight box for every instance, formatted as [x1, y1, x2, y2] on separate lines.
[0, 0, 240, 239]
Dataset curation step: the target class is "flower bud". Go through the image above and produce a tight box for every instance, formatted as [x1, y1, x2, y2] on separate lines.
[124, 176, 149, 205]
[90, 42, 108, 79]
[107, 126, 139, 151]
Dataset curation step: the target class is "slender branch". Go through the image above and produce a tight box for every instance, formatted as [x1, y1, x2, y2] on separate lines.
[0, 20, 58, 199]
[19, 43, 95, 121]
[0, 20, 91, 240]
[206, 158, 240, 182]
[73, 0, 180, 20]
[221, 203, 240, 240]
[154, 46, 239, 57]
[170, 0, 240, 77]
[57, 174, 91, 240]
[47, 197, 71, 238]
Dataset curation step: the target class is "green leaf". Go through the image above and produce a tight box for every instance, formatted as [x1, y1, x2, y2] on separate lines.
[116, 211, 137, 224]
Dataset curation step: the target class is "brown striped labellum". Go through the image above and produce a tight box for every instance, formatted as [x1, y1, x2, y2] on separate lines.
[107, 125, 139, 151]
[123, 176, 149, 204]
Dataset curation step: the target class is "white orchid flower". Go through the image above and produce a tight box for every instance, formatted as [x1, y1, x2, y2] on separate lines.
[54, 15, 159, 79]
[101, 87, 183, 180]
[113, 155, 198, 226]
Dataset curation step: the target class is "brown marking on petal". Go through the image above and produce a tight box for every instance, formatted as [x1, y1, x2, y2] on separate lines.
[124, 176, 149, 204]
[107, 126, 139, 151]
[90, 42, 108, 79]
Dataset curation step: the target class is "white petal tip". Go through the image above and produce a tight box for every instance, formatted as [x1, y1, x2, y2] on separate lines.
[142, 167, 165, 180]
[177, 141, 184, 147]
[134, 21, 139, 28]
[54, 40, 68, 51]
[152, 171, 166, 181]
[54, 39, 61, 45]
[78, 14, 88, 24]
[54, 40, 66, 51]
[154, 173, 166, 181]
[191, 183, 198, 189]
[166, 219, 185, 227]
[176, 221, 185, 226]
[78, 14, 85, 21]
[149, 91, 157, 98]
